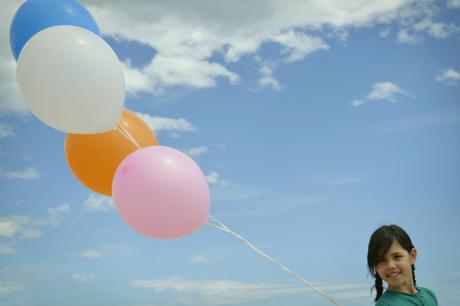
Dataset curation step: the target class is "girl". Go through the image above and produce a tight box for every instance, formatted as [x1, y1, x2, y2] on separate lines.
[367, 225, 438, 306]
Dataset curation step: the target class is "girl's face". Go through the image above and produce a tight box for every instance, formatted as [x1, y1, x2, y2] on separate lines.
[375, 240, 417, 293]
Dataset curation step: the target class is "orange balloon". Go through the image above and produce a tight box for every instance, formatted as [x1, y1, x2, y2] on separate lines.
[65, 110, 159, 196]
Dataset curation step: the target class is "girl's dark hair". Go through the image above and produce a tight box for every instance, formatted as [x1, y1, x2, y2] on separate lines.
[367, 225, 416, 301]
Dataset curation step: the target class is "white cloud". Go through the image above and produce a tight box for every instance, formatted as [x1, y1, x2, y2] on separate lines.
[131, 277, 369, 305]
[351, 82, 409, 107]
[146, 55, 240, 89]
[192, 254, 208, 264]
[206, 171, 220, 184]
[0, 281, 29, 295]
[0, 0, 29, 116]
[0, 217, 28, 238]
[0, 167, 40, 180]
[48, 203, 71, 216]
[0, 204, 70, 239]
[255, 57, 282, 91]
[83, 194, 114, 213]
[1, 0, 452, 107]
[435, 68, 460, 85]
[72, 273, 95, 283]
[0, 122, 14, 138]
[448, 0, 460, 9]
[270, 31, 329, 62]
[81, 245, 134, 259]
[19, 228, 43, 239]
[259, 77, 283, 91]
[0, 245, 16, 255]
[413, 18, 460, 39]
[122, 60, 157, 96]
[77, 0, 428, 97]
[367, 82, 407, 102]
[379, 28, 390, 37]
[187, 146, 208, 157]
[396, 28, 420, 44]
[131, 277, 304, 306]
[81, 249, 105, 259]
[135, 112, 197, 135]
[206, 171, 229, 187]
[35, 203, 71, 227]
[394, 1, 459, 44]
[350, 100, 365, 107]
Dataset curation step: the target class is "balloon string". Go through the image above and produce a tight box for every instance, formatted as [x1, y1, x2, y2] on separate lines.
[116, 123, 141, 149]
[207, 215, 343, 306]
[116, 125, 342, 305]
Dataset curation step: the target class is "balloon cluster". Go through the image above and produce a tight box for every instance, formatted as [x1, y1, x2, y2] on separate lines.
[10, 0, 210, 239]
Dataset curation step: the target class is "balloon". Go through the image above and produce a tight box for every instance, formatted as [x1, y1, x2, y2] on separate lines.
[16, 25, 125, 134]
[65, 110, 159, 196]
[112, 146, 210, 239]
[10, 0, 100, 61]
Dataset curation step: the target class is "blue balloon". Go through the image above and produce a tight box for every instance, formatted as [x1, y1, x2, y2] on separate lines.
[10, 0, 101, 61]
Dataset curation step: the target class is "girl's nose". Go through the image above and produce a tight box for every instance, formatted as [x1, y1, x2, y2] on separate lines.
[387, 260, 397, 269]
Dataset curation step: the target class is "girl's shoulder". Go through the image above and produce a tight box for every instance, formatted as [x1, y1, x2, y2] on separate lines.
[376, 287, 438, 306]
[375, 299, 390, 306]
[417, 287, 438, 304]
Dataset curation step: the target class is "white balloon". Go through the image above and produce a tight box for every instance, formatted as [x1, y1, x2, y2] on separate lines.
[16, 25, 125, 134]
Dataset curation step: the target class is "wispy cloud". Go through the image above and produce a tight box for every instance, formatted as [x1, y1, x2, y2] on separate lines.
[135, 112, 196, 138]
[0, 216, 31, 238]
[0, 281, 30, 295]
[186, 146, 209, 158]
[435, 68, 460, 85]
[72, 273, 95, 283]
[81, 249, 105, 259]
[145, 55, 240, 90]
[350, 100, 365, 107]
[122, 60, 157, 96]
[83, 194, 114, 213]
[412, 18, 459, 39]
[0, 167, 40, 180]
[351, 81, 409, 107]
[19, 228, 43, 239]
[131, 277, 369, 305]
[0, 203, 70, 239]
[395, 2, 459, 44]
[192, 254, 208, 264]
[396, 28, 420, 44]
[206, 171, 229, 187]
[82, 0, 434, 97]
[0, 244, 16, 255]
[37, 203, 71, 227]
[448, 0, 460, 9]
[366, 82, 408, 102]
[48, 203, 71, 217]
[256, 57, 283, 92]
[0, 1, 30, 116]
[379, 28, 391, 38]
[81, 245, 135, 259]
[397, 18, 460, 44]
[270, 30, 329, 63]
[0, 122, 14, 138]
[131, 277, 304, 306]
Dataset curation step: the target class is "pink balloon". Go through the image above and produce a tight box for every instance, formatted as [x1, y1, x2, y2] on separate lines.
[112, 146, 210, 239]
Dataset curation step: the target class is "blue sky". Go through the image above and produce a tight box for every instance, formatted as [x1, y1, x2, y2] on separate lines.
[0, 0, 459, 305]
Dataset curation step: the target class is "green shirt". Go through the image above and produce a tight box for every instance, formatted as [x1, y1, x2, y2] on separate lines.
[376, 287, 438, 306]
